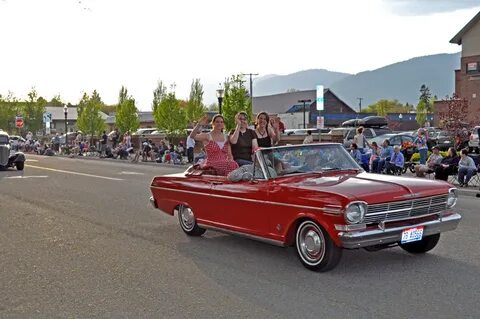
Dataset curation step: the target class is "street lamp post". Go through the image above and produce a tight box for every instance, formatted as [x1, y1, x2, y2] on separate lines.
[216, 84, 225, 115]
[63, 104, 68, 148]
[298, 99, 312, 129]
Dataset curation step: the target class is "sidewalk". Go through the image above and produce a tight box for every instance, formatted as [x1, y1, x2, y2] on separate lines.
[402, 169, 479, 197]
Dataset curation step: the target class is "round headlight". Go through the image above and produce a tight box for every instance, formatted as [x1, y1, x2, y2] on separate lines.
[447, 188, 458, 208]
[345, 202, 367, 224]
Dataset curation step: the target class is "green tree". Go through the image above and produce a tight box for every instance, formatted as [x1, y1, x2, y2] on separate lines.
[22, 88, 46, 135]
[207, 102, 219, 112]
[153, 89, 187, 136]
[416, 84, 434, 126]
[186, 78, 205, 124]
[76, 90, 106, 145]
[49, 95, 64, 106]
[0, 94, 17, 133]
[222, 75, 252, 131]
[152, 80, 167, 112]
[363, 99, 411, 115]
[115, 86, 139, 134]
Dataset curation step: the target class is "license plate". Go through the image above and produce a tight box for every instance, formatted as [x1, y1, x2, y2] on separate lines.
[401, 226, 424, 244]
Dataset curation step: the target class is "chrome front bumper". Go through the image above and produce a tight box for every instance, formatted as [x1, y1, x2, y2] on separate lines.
[338, 213, 462, 249]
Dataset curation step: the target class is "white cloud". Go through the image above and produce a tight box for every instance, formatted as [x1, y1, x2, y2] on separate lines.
[0, 0, 478, 110]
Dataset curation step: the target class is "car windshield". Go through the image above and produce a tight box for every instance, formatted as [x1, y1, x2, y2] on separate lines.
[259, 144, 360, 178]
[0, 136, 9, 144]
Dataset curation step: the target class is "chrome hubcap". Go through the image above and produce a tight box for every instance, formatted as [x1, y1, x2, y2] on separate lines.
[298, 223, 325, 264]
[180, 206, 195, 231]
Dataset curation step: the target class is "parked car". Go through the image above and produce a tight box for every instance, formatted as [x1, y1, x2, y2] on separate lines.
[329, 127, 392, 148]
[149, 143, 461, 272]
[133, 128, 158, 136]
[430, 131, 455, 151]
[0, 130, 25, 170]
[469, 126, 479, 153]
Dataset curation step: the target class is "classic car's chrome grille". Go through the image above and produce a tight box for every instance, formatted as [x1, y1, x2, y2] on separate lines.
[364, 195, 448, 224]
[0, 146, 9, 166]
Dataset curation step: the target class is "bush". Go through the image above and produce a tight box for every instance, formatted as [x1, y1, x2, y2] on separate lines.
[410, 150, 448, 162]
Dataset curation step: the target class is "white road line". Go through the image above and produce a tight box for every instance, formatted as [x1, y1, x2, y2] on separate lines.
[5, 175, 48, 179]
[120, 171, 145, 175]
[25, 159, 39, 162]
[25, 165, 124, 181]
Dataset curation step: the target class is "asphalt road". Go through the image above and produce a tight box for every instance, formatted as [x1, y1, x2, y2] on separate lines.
[1, 155, 479, 319]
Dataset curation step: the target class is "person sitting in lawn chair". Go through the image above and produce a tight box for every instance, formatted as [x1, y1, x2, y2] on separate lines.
[350, 143, 369, 171]
[386, 146, 405, 175]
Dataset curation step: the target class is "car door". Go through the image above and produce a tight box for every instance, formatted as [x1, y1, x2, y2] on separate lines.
[207, 174, 270, 237]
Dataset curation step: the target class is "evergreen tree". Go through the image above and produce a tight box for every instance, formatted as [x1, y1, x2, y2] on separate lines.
[152, 80, 167, 112]
[416, 84, 434, 126]
[76, 91, 106, 145]
[186, 78, 205, 124]
[222, 75, 252, 131]
[115, 86, 140, 134]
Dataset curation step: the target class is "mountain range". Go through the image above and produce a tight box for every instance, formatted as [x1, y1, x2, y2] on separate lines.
[253, 52, 461, 111]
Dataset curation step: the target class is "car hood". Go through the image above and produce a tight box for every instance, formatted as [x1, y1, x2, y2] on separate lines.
[280, 172, 451, 204]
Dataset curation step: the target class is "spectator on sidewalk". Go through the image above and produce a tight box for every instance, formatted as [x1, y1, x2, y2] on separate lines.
[415, 146, 443, 177]
[303, 130, 314, 144]
[457, 148, 477, 187]
[111, 128, 119, 149]
[100, 131, 107, 157]
[386, 146, 404, 175]
[186, 135, 195, 164]
[414, 129, 428, 165]
[376, 139, 393, 173]
[434, 147, 459, 181]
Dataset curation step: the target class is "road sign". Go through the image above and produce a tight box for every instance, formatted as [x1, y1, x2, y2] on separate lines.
[15, 117, 24, 128]
[43, 112, 52, 123]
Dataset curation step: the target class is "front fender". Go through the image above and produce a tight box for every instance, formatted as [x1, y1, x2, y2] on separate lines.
[10, 152, 25, 163]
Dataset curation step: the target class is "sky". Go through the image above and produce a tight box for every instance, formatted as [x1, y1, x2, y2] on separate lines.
[0, 0, 479, 110]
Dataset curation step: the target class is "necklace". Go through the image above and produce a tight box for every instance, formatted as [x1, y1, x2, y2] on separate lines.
[257, 129, 267, 137]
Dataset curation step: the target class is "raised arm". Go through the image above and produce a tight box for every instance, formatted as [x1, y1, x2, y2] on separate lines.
[269, 117, 281, 144]
[190, 116, 209, 143]
[229, 114, 242, 144]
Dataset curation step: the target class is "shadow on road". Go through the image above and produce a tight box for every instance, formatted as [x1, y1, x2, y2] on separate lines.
[174, 231, 480, 319]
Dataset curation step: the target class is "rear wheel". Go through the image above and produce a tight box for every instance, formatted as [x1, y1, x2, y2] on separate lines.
[16, 162, 24, 171]
[399, 233, 440, 254]
[295, 220, 342, 272]
[177, 205, 206, 236]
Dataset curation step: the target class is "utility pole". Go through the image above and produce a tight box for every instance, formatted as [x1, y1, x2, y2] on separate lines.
[241, 72, 259, 100]
[357, 97, 363, 113]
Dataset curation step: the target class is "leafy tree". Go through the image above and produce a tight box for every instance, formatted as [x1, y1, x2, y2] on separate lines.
[152, 80, 167, 112]
[49, 95, 64, 106]
[222, 74, 252, 131]
[363, 99, 411, 115]
[186, 79, 205, 124]
[115, 86, 139, 134]
[153, 89, 187, 136]
[416, 84, 434, 126]
[438, 94, 478, 138]
[76, 90, 106, 144]
[0, 94, 17, 133]
[22, 88, 46, 134]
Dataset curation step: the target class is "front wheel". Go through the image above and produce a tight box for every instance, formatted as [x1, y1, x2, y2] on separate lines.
[16, 162, 24, 171]
[399, 233, 440, 254]
[295, 220, 342, 272]
[177, 205, 206, 236]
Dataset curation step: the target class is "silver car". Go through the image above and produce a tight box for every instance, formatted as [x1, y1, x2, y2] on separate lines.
[469, 126, 479, 153]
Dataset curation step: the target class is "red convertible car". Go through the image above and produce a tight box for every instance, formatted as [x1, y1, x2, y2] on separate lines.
[149, 143, 461, 272]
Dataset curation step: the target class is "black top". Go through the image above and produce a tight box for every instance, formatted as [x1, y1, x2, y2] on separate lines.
[256, 130, 271, 148]
[101, 134, 107, 144]
[230, 128, 256, 161]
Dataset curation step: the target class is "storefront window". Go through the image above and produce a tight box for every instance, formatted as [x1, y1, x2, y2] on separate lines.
[466, 62, 478, 74]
